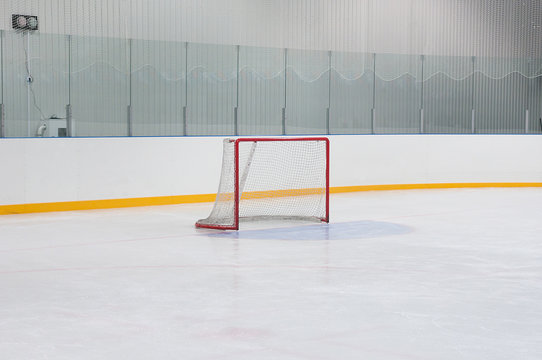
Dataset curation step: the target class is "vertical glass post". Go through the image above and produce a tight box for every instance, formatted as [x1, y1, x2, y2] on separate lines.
[526, 58, 532, 135]
[235, 45, 240, 136]
[420, 55, 425, 133]
[471, 56, 476, 134]
[183, 42, 188, 136]
[26, 32, 31, 137]
[127, 38, 133, 136]
[327, 50, 331, 135]
[371, 53, 376, 134]
[282, 48, 287, 135]
[66, 34, 72, 137]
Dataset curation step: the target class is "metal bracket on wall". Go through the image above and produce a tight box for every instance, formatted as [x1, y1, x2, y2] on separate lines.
[0, 104, 4, 138]
[282, 107, 286, 135]
[371, 108, 376, 134]
[420, 108, 424, 134]
[326, 108, 330, 135]
[471, 109, 475, 134]
[234, 107, 238, 136]
[127, 105, 132, 136]
[65, 104, 72, 137]
[525, 109, 529, 134]
[183, 106, 187, 136]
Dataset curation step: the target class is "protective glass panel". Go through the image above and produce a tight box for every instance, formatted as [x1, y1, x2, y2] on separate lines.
[474, 57, 529, 134]
[374, 54, 422, 133]
[131, 39, 186, 136]
[423, 55, 473, 133]
[286, 49, 329, 135]
[2, 31, 69, 138]
[186, 43, 237, 136]
[70, 35, 129, 137]
[330, 51, 373, 134]
[238, 46, 285, 135]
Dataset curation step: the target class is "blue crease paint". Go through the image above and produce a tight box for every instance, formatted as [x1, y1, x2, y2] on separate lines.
[203, 221, 412, 241]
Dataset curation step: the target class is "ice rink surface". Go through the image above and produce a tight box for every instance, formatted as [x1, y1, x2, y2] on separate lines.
[1, 188, 542, 360]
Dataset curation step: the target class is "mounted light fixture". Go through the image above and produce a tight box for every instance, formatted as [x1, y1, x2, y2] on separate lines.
[12, 14, 39, 31]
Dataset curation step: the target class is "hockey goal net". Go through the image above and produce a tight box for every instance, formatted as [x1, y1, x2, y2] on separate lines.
[196, 137, 329, 230]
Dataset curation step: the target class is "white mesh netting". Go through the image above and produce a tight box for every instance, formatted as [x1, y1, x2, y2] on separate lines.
[196, 138, 328, 229]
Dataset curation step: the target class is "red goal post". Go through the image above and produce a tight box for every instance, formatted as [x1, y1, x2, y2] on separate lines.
[196, 137, 330, 230]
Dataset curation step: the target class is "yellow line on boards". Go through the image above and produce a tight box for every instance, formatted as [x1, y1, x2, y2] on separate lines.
[330, 182, 542, 193]
[0, 194, 217, 215]
[1, 182, 541, 215]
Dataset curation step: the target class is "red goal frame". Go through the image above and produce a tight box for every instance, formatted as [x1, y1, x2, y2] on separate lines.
[196, 137, 330, 230]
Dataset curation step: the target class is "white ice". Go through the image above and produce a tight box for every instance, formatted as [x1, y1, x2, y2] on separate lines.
[1, 188, 542, 360]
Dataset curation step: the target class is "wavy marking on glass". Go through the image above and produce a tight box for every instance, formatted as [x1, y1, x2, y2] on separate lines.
[69, 61, 128, 76]
[375, 72, 418, 82]
[373, 69, 542, 82]
[240, 67, 366, 82]
[239, 66, 284, 81]
[331, 68, 373, 81]
[131, 64, 185, 82]
[187, 65, 237, 82]
[473, 70, 542, 80]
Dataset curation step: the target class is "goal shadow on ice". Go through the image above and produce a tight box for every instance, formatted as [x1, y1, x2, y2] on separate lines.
[200, 220, 412, 241]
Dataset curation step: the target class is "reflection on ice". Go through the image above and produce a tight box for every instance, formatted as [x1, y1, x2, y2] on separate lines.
[204, 220, 412, 241]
